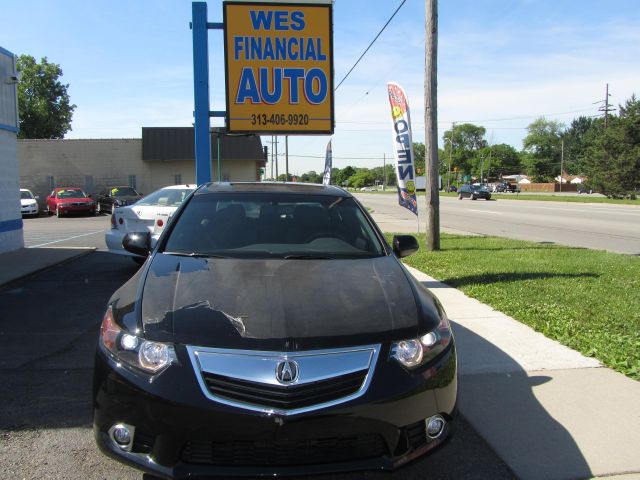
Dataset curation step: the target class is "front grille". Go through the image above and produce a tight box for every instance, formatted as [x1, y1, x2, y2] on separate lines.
[181, 433, 386, 466]
[202, 369, 367, 410]
[405, 421, 427, 449]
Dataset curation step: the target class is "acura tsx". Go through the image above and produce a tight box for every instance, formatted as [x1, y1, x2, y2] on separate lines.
[93, 182, 457, 478]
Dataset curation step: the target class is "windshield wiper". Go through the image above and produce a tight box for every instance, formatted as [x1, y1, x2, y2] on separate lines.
[163, 251, 229, 259]
[283, 254, 334, 260]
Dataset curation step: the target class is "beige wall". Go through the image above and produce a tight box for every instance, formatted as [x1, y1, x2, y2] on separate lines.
[18, 139, 260, 202]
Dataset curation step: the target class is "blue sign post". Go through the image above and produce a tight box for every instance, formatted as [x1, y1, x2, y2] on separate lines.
[192, 2, 212, 185]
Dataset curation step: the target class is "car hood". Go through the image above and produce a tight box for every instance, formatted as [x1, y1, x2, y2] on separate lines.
[135, 253, 437, 350]
[21, 199, 37, 206]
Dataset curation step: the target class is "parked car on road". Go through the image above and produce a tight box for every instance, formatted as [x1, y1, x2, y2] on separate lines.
[577, 185, 593, 194]
[360, 186, 377, 192]
[96, 186, 144, 214]
[45, 188, 96, 217]
[105, 185, 195, 262]
[445, 185, 457, 192]
[458, 184, 492, 200]
[94, 182, 457, 478]
[20, 188, 39, 217]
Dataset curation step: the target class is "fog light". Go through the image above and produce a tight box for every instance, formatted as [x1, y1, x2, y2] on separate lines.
[426, 415, 446, 439]
[109, 423, 135, 451]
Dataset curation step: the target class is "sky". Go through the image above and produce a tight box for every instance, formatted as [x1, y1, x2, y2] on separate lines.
[2, 0, 639, 175]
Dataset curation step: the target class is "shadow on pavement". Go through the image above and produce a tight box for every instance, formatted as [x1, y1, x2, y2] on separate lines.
[0, 251, 139, 431]
[449, 321, 593, 480]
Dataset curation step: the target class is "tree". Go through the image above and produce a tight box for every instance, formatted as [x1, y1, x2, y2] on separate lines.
[476, 144, 522, 179]
[413, 142, 425, 176]
[16, 55, 76, 139]
[522, 117, 564, 181]
[584, 95, 640, 198]
[442, 123, 487, 176]
[564, 116, 601, 175]
[334, 165, 356, 186]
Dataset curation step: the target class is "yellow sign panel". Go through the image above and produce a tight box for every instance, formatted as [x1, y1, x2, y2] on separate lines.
[223, 1, 334, 134]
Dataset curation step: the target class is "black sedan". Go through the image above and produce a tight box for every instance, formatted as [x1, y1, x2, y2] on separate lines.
[458, 184, 492, 200]
[93, 182, 457, 478]
[96, 186, 143, 214]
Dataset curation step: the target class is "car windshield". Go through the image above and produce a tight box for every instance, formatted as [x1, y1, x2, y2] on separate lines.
[111, 187, 139, 197]
[470, 185, 485, 191]
[57, 189, 86, 198]
[162, 193, 386, 259]
[136, 187, 194, 207]
[21, 191, 34, 199]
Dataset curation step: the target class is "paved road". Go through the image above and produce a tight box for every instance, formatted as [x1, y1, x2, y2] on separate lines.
[356, 193, 640, 255]
[0, 251, 515, 479]
[22, 213, 110, 249]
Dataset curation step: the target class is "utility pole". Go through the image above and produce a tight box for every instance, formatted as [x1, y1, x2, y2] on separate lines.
[383, 153, 386, 191]
[447, 122, 455, 191]
[275, 136, 279, 180]
[599, 83, 614, 128]
[270, 136, 274, 180]
[560, 138, 564, 192]
[424, 0, 439, 250]
[285, 136, 289, 182]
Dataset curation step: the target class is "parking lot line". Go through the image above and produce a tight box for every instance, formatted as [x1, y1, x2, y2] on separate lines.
[28, 230, 105, 248]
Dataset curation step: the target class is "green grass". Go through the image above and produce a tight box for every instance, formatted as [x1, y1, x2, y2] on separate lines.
[389, 233, 640, 380]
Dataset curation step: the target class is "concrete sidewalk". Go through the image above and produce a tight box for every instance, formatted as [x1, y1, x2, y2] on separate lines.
[0, 247, 95, 287]
[406, 265, 640, 480]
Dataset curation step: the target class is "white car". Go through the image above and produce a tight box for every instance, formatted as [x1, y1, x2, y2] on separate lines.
[360, 186, 377, 192]
[20, 188, 39, 216]
[105, 185, 195, 262]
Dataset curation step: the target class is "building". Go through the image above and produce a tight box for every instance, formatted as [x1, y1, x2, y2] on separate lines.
[19, 127, 266, 202]
[0, 46, 22, 253]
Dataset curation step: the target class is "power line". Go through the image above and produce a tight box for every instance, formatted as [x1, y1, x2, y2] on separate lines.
[334, 0, 407, 91]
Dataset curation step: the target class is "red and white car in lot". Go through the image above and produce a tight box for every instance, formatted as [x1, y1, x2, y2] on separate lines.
[105, 185, 195, 262]
[46, 187, 96, 217]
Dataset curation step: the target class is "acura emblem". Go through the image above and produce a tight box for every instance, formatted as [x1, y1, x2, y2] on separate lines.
[275, 360, 299, 384]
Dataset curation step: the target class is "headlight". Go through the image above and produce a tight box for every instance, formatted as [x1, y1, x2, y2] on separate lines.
[99, 306, 176, 374]
[391, 315, 452, 369]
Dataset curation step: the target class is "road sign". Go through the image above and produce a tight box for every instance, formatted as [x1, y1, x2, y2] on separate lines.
[223, 1, 334, 134]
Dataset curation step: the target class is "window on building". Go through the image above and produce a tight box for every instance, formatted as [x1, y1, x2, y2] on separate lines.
[174, 174, 182, 185]
[128, 175, 137, 189]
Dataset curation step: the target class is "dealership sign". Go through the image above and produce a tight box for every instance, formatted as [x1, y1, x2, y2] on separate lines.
[223, 1, 334, 134]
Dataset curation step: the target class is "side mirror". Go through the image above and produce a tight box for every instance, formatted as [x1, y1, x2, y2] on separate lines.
[392, 235, 419, 258]
[122, 232, 152, 257]
[35, 195, 40, 200]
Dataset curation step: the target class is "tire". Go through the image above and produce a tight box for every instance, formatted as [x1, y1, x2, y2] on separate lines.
[458, 193, 463, 200]
[96, 203, 101, 214]
[56, 206, 61, 217]
[471, 195, 477, 200]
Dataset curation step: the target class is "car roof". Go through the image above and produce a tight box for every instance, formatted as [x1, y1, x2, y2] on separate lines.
[157, 184, 195, 190]
[197, 182, 351, 197]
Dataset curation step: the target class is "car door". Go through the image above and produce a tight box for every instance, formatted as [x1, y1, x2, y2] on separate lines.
[47, 190, 56, 211]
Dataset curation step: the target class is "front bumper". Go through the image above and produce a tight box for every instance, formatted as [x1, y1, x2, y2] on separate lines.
[58, 203, 95, 214]
[93, 343, 457, 478]
[21, 205, 39, 215]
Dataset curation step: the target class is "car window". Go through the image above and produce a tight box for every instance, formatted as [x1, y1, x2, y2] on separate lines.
[111, 187, 139, 197]
[20, 190, 34, 199]
[57, 189, 87, 199]
[163, 193, 385, 259]
[136, 188, 194, 207]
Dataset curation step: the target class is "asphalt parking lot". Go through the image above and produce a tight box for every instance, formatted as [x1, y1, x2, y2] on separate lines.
[1, 230, 515, 478]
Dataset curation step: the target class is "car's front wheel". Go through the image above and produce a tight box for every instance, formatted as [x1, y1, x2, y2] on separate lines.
[471, 195, 477, 200]
[458, 193, 463, 200]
